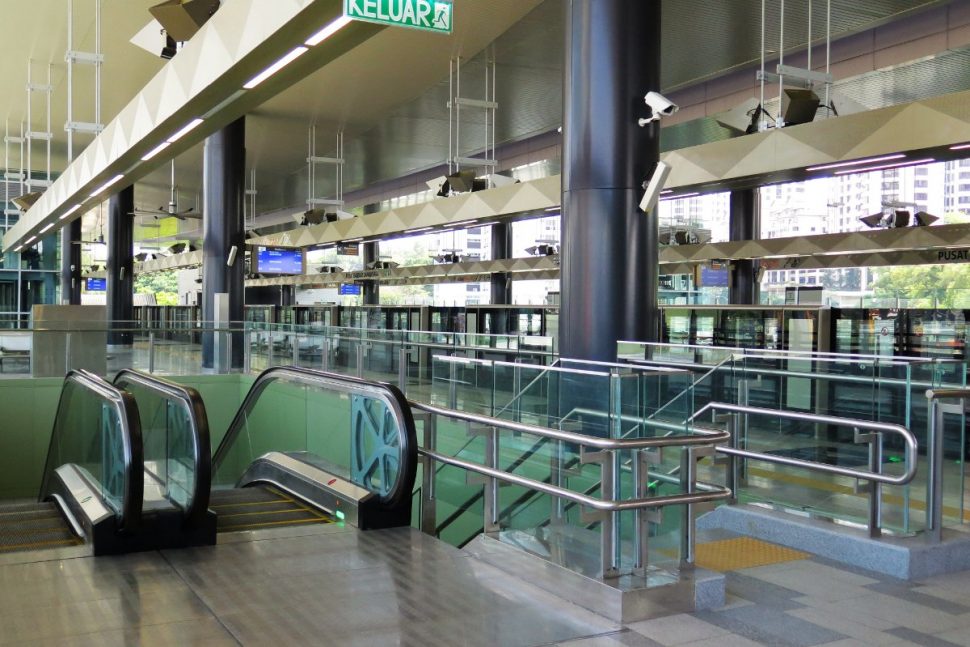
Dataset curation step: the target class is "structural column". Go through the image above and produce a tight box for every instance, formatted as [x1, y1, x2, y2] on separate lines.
[561, 0, 661, 362]
[490, 222, 513, 306]
[107, 186, 134, 346]
[729, 189, 760, 305]
[361, 241, 380, 305]
[202, 117, 245, 369]
[60, 219, 82, 304]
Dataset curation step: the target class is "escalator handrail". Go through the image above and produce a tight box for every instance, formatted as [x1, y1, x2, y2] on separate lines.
[112, 369, 212, 525]
[40, 369, 144, 532]
[212, 366, 418, 511]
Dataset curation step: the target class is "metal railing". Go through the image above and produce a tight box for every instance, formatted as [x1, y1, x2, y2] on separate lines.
[689, 402, 919, 538]
[925, 388, 970, 542]
[410, 399, 732, 579]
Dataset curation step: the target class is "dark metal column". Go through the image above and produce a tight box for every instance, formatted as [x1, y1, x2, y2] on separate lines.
[729, 189, 760, 305]
[561, 0, 661, 362]
[60, 219, 82, 304]
[361, 241, 380, 305]
[202, 117, 246, 369]
[107, 186, 134, 346]
[490, 222, 513, 305]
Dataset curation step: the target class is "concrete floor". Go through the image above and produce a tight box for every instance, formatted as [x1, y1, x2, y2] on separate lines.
[2, 522, 970, 646]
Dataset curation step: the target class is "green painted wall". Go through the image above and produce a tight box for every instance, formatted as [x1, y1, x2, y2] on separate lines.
[0, 378, 69, 499]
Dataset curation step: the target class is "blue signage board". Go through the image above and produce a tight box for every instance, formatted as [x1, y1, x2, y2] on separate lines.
[256, 247, 304, 274]
[85, 278, 107, 291]
[699, 267, 729, 288]
[339, 284, 362, 296]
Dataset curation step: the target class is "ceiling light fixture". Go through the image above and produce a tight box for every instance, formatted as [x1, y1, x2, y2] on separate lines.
[660, 192, 700, 201]
[409, 227, 434, 233]
[950, 143, 970, 151]
[834, 158, 935, 176]
[453, 220, 478, 227]
[59, 205, 81, 220]
[305, 15, 352, 46]
[806, 154, 907, 172]
[141, 141, 171, 161]
[345, 237, 364, 243]
[39, 223, 53, 234]
[167, 118, 204, 143]
[25, 236, 36, 245]
[89, 174, 125, 198]
[544, 206, 560, 212]
[243, 46, 308, 89]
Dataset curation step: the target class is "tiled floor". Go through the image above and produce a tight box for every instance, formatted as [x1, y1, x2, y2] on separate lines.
[2, 522, 970, 646]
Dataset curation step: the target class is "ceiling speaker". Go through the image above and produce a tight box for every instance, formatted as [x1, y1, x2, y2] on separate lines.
[782, 89, 820, 126]
[149, 0, 220, 42]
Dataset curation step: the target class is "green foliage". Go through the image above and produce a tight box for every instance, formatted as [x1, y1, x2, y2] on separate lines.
[872, 264, 970, 308]
[135, 270, 179, 306]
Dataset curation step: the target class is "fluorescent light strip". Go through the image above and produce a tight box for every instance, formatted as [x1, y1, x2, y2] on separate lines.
[167, 118, 204, 144]
[659, 189, 674, 195]
[141, 141, 171, 161]
[950, 143, 970, 151]
[833, 158, 935, 176]
[345, 237, 364, 243]
[59, 205, 81, 220]
[409, 227, 434, 233]
[89, 174, 125, 197]
[243, 46, 308, 90]
[545, 206, 561, 212]
[13, 246, 22, 253]
[453, 220, 478, 226]
[305, 15, 353, 46]
[806, 154, 906, 172]
[660, 192, 700, 201]
[39, 223, 53, 234]
[25, 236, 36, 245]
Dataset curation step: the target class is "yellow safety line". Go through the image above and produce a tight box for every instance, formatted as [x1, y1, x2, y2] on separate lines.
[0, 537, 82, 552]
[209, 498, 296, 509]
[223, 517, 333, 532]
[219, 507, 325, 520]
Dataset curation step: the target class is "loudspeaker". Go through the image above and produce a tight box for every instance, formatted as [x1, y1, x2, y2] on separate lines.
[149, 0, 220, 42]
[782, 89, 820, 126]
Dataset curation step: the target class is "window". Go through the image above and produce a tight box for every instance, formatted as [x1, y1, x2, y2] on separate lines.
[915, 193, 928, 201]
[915, 180, 928, 188]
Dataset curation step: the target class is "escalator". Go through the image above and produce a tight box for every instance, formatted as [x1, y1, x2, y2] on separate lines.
[0, 370, 145, 555]
[116, 366, 418, 537]
[0, 501, 82, 554]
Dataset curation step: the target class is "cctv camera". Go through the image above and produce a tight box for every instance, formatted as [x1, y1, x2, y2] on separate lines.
[639, 92, 679, 127]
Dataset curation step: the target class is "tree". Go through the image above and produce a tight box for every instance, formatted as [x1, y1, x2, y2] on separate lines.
[135, 270, 179, 305]
[872, 264, 970, 308]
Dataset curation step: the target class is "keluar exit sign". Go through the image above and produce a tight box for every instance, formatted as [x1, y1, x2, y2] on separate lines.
[344, 0, 453, 34]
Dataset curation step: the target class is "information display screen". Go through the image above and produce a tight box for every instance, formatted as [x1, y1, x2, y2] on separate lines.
[698, 267, 729, 288]
[256, 247, 305, 275]
[339, 284, 362, 296]
[85, 278, 107, 291]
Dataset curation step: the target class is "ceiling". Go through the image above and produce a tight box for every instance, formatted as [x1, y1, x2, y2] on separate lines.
[0, 0, 955, 244]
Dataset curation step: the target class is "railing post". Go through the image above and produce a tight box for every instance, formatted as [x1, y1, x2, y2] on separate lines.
[356, 342, 365, 379]
[268, 331, 275, 367]
[448, 359, 458, 409]
[398, 346, 412, 394]
[868, 431, 883, 539]
[292, 331, 300, 366]
[322, 333, 330, 372]
[419, 412, 437, 536]
[582, 446, 619, 579]
[633, 448, 660, 575]
[484, 426, 500, 533]
[243, 329, 251, 374]
[927, 399, 947, 543]
[64, 331, 72, 374]
[680, 447, 697, 568]
[148, 331, 155, 374]
[723, 413, 739, 505]
[513, 360, 522, 422]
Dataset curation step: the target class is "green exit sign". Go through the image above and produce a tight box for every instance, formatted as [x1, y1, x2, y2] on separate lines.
[344, 0, 453, 34]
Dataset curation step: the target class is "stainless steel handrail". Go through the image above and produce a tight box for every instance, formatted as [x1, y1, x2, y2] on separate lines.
[112, 369, 212, 525]
[420, 448, 731, 512]
[924, 388, 970, 542]
[409, 401, 731, 450]
[689, 402, 918, 486]
[619, 339, 947, 364]
[39, 369, 144, 532]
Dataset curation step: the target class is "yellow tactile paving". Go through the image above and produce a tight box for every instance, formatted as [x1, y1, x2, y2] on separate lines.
[694, 537, 809, 572]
